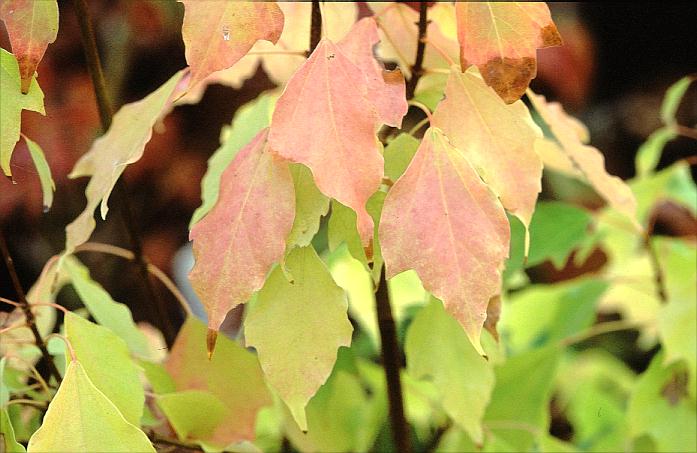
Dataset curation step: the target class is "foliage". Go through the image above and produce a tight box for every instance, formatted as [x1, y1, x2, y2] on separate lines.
[1, 2, 696, 452]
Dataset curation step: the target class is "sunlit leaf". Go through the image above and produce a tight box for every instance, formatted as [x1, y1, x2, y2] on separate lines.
[527, 201, 591, 268]
[631, 162, 697, 222]
[0, 48, 44, 177]
[455, 2, 562, 103]
[245, 246, 352, 431]
[635, 127, 676, 177]
[65, 70, 186, 254]
[406, 299, 494, 443]
[0, 0, 58, 94]
[27, 360, 154, 452]
[189, 128, 294, 333]
[179, 0, 283, 89]
[286, 164, 329, 251]
[380, 127, 510, 354]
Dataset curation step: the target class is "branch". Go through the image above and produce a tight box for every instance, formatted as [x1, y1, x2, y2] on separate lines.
[374, 267, 412, 453]
[644, 213, 669, 304]
[406, 1, 429, 99]
[72, 0, 176, 345]
[309, 0, 322, 54]
[0, 232, 62, 384]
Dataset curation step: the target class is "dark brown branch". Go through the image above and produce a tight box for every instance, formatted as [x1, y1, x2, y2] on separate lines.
[375, 267, 412, 453]
[309, 0, 322, 54]
[72, 0, 176, 345]
[406, 1, 429, 99]
[0, 232, 62, 384]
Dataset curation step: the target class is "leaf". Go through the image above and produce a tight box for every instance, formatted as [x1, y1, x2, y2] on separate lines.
[269, 39, 383, 245]
[631, 162, 697, 223]
[64, 312, 144, 426]
[0, 48, 44, 177]
[63, 258, 152, 359]
[455, 2, 562, 103]
[635, 127, 676, 177]
[165, 317, 272, 447]
[1, 408, 25, 453]
[528, 91, 640, 230]
[337, 17, 408, 128]
[379, 127, 510, 353]
[286, 164, 330, 250]
[406, 298, 494, 443]
[156, 390, 227, 442]
[20, 134, 54, 210]
[433, 67, 543, 232]
[245, 246, 352, 431]
[660, 74, 695, 125]
[384, 132, 420, 182]
[527, 201, 592, 268]
[65, 69, 186, 254]
[27, 360, 154, 452]
[189, 128, 294, 333]
[179, 0, 283, 89]
[0, 0, 58, 94]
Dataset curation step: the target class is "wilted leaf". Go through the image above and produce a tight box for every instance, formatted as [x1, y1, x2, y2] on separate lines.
[0, 0, 58, 94]
[65, 70, 186, 254]
[269, 39, 382, 245]
[179, 0, 283, 88]
[64, 313, 144, 426]
[27, 360, 154, 452]
[406, 299, 494, 443]
[286, 164, 329, 250]
[0, 48, 44, 177]
[455, 2, 562, 103]
[189, 128, 294, 333]
[433, 67, 543, 232]
[245, 246, 352, 431]
[22, 134, 54, 210]
[380, 128, 510, 354]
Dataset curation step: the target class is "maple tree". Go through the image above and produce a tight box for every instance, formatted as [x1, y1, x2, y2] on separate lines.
[1, 1, 696, 453]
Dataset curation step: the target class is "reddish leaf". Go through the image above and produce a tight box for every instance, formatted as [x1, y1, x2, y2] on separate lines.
[337, 17, 408, 128]
[269, 39, 382, 245]
[189, 128, 294, 333]
[0, 0, 58, 93]
[179, 0, 284, 88]
[455, 2, 562, 103]
[379, 128, 509, 353]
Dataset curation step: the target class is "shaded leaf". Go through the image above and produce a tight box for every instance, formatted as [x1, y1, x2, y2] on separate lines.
[433, 67, 543, 232]
[380, 127, 510, 353]
[156, 390, 227, 443]
[384, 132, 419, 182]
[245, 246, 352, 431]
[528, 201, 591, 268]
[455, 2, 562, 103]
[179, 0, 283, 88]
[0, 0, 58, 93]
[189, 128, 294, 333]
[65, 70, 186, 254]
[660, 74, 695, 125]
[269, 39, 382, 245]
[27, 360, 154, 452]
[22, 134, 54, 210]
[286, 164, 329, 250]
[0, 48, 44, 177]
[1, 408, 25, 453]
[635, 127, 677, 177]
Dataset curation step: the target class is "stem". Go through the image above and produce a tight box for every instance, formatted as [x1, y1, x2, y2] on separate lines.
[407, 100, 434, 125]
[406, 1, 429, 99]
[374, 267, 411, 453]
[0, 232, 62, 384]
[560, 319, 648, 347]
[309, 1, 322, 54]
[147, 431, 203, 452]
[644, 214, 669, 304]
[72, 0, 176, 345]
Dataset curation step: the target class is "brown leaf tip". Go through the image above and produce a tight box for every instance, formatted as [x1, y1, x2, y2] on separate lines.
[206, 328, 218, 361]
[480, 56, 536, 104]
[540, 24, 563, 48]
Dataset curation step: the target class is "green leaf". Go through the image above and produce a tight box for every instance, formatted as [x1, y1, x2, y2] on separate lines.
[384, 133, 420, 182]
[631, 162, 697, 224]
[406, 298, 494, 443]
[190, 92, 277, 227]
[140, 360, 176, 394]
[413, 72, 448, 111]
[0, 48, 44, 177]
[63, 258, 151, 359]
[22, 135, 54, 210]
[156, 390, 227, 442]
[286, 164, 330, 250]
[27, 360, 154, 452]
[528, 201, 592, 268]
[1, 408, 25, 453]
[660, 75, 695, 125]
[628, 352, 696, 452]
[635, 127, 676, 177]
[245, 246, 353, 431]
[484, 346, 560, 450]
[64, 312, 144, 426]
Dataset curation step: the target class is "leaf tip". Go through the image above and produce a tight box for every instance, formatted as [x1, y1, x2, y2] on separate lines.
[206, 328, 218, 360]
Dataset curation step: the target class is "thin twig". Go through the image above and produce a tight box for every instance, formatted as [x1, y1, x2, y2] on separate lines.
[72, 0, 176, 345]
[406, 1, 429, 99]
[644, 213, 669, 304]
[408, 117, 431, 137]
[407, 100, 434, 124]
[147, 431, 203, 452]
[0, 232, 62, 384]
[4, 399, 48, 409]
[674, 124, 697, 141]
[374, 267, 411, 453]
[309, 0, 322, 54]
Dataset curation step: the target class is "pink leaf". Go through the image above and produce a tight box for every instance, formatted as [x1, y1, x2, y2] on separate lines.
[179, 0, 284, 89]
[189, 128, 294, 333]
[337, 17, 408, 128]
[269, 39, 382, 245]
[379, 128, 509, 353]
